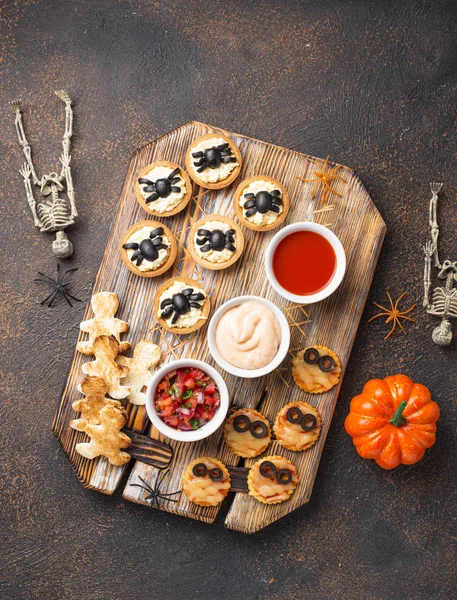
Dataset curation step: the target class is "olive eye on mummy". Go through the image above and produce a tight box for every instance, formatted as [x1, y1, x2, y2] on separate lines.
[122, 227, 168, 266]
[232, 414, 269, 438]
[285, 407, 318, 432]
[138, 168, 182, 203]
[196, 227, 236, 253]
[303, 347, 336, 372]
[192, 143, 237, 173]
[243, 190, 282, 217]
[258, 461, 293, 485]
[160, 287, 205, 325]
[192, 463, 224, 482]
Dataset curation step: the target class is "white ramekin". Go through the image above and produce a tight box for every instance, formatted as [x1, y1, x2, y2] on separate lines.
[264, 222, 346, 304]
[207, 295, 290, 379]
[145, 359, 229, 442]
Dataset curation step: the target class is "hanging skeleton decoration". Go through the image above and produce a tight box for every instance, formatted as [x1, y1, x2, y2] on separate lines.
[423, 182, 457, 345]
[9, 90, 77, 258]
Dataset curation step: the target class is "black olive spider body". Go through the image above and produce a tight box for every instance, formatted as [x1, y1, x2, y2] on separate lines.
[139, 168, 182, 204]
[196, 227, 236, 254]
[122, 227, 168, 266]
[192, 143, 237, 173]
[243, 189, 282, 218]
[160, 286, 206, 325]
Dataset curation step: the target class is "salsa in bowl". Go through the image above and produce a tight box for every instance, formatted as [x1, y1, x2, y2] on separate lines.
[146, 359, 229, 442]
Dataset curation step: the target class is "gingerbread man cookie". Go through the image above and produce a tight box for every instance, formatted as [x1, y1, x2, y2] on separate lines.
[81, 335, 130, 399]
[77, 292, 130, 355]
[75, 404, 131, 466]
[116, 340, 162, 405]
[70, 375, 120, 432]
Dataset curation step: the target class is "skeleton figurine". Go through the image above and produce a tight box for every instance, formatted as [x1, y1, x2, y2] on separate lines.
[9, 90, 77, 258]
[423, 182, 457, 345]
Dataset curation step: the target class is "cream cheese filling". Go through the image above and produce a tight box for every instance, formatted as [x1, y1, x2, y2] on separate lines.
[159, 280, 206, 328]
[194, 220, 235, 264]
[139, 165, 186, 213]
[126, 227, 170, 272]
[240, 179, 283, 226]
[189, 137, 238, 184]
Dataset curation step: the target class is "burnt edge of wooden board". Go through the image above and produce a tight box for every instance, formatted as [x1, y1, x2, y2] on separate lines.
[53, 121, 386, 530]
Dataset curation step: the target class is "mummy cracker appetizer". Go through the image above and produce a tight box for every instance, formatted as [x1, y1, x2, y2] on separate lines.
[185, 133, 242, 189]
[154, 277, 211, 334]
[189, 215, 244, 270]
[274, 402, 322, 452]
[182, 457, 231, 507]
[135, 161, 192, 217]
[120, 221, 177, 277]
[248, 455, 299, 505]
[224, 408, 271, 458]
[292, 345, 341, 394]
[234, 176, 290, 231]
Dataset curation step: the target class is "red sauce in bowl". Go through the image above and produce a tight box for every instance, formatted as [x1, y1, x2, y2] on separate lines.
[272, 231, 336, 296]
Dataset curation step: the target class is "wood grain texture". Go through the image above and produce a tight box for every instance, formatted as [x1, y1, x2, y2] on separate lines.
[53, 121, 385, 530]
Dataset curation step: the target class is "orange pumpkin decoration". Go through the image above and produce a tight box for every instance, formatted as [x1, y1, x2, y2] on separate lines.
[344, 375, 440, 469]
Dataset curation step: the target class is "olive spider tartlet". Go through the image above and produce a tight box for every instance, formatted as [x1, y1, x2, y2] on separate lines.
[273, 401, 322, 452]
[248, 455, 299, 505]
[233, 175, 290, 232]
[135, 160, 192, 217]
[223, 408, 271, 458]
[153, 276, 211, 334]
[188, 215, 244, 271]
[120, 221, 177, 277]
[292, 345, 341, 394]
[182, 457, 231, 507]
[185, 133, 242, 190]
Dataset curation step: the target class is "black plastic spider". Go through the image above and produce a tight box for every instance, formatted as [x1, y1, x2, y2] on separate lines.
[33, 263, 82, 307]
[130, 470, 182, 509]
[196, 227, 236, 253]
[139, 167, 182, 204]
[122, 227, 168, 266]
[160, 286, 205, 325]
[192, 143, 236, 173]
[243, 189, 282, 217]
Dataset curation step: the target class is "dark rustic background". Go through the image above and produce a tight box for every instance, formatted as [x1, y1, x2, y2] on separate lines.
[1, 1, 456, 599]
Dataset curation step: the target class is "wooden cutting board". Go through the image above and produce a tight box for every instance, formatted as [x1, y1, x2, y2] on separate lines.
[52, 121, 385, 532]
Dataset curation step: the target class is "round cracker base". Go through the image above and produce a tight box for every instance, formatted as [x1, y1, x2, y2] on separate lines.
[233, 175, 290, 232]
[273, 401, 322, 452]
[135, 161, 192, 217]
[153, 276, 211, 335]
[188, 215, 245, 271]
[120, 220, 177, 278]
[182, 457, 231, 507]
[223, 408, 271, 458]
[185, 133, 242, 190]
[292, 345, 341, 394]
[247, 455, 299, 505]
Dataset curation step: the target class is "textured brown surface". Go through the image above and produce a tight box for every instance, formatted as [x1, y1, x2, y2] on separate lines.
[1, 0, 457, 598]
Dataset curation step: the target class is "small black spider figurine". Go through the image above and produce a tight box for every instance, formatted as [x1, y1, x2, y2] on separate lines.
[130, 470, 182, 509]
[192, 143, 236, 173]
[196, 227, 236, 253]
[34, 262, 82, 307]
[243, 189, 282, 217]
[160, 286, 205, 325]
[122, 227, 168, 266]
[139, 168, 182, 204]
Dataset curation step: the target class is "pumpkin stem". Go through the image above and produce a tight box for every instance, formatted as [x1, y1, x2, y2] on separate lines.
[389, 401, 407, 427]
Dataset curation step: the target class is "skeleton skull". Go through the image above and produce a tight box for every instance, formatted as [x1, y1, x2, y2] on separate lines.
[52, 231, 73, 259]
[437, 260, 457, 280]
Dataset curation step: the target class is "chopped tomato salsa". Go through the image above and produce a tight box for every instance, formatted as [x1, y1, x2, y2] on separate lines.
[154, 367, 220, 431]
